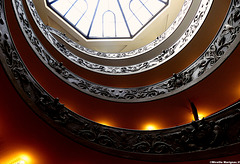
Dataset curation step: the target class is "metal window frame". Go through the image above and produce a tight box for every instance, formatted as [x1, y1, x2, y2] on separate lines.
[46, 0, 169, 39]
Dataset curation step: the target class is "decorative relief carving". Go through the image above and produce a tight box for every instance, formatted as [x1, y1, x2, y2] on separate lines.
[1, 0, 240, 161]
[25, 0, 211, 75]
[33, 93, 240, 156]
[47, 0, 192, 59]
[10, 0, 238, 103]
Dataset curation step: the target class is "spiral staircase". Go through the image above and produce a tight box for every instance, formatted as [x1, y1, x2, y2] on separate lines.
[0, 0, 240, 163]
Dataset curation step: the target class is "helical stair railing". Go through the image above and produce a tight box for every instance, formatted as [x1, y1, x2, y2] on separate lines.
[45, 0, 192, 60]
[25, 0, 210, 75]
[0, 0, 240, 162]
[9, 0, 240, 103]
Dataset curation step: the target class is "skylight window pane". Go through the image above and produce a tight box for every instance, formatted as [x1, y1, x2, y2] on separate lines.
[89, 0, 130, 38]
[88, 0, 105, 37]
[47, 0, 169, 39]
[75, 17, 91, 36]
[113, 1, 130, 37]
[118, 0, 139, 35]
[51, 0, 74, 15]
[117, 22, 130, 37]
[89, 22, 102, 38]
[103, 11, 116, 37]
[65, 0, 87, 25]
[134, 6, 152, 24]
[127, 17, 142, 35]
[65, 8, 80, 25]
[75, 0, 98, 37]
[145, 0, 166, 15]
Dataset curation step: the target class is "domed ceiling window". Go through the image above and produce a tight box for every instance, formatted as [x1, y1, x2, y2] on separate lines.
[46, 0, 169, 39]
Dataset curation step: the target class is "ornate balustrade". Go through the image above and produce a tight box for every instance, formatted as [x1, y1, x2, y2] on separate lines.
[8, 0, 240, 102]
[0, 0, 240, 161]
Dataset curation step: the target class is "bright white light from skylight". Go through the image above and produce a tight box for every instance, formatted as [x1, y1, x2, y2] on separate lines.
[47, 0, 169, 39]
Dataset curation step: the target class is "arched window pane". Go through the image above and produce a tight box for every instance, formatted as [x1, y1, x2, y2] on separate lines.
[103, 11, 116, 37]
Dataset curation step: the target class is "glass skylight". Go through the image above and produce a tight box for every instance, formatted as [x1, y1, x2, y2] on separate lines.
[46, 0, 169, 39]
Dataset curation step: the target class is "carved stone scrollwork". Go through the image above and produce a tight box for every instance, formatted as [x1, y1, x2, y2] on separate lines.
[25, 0, 211, 75]
[1, 0, 240, 161]
[10, 0, 239, 103]
[47, 0, 192, 59]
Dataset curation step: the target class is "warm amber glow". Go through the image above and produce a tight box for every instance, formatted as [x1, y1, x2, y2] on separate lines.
[143, 124, 159, 130]
[99, 122, 110, 126]
[97, 120, 113, 127]
[10, 154, 31, 164]
[12, 160, 26, 164]
[0, 153, 33, 164]
[198, 113, 205, 120]
[192, 112, 206, 121]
